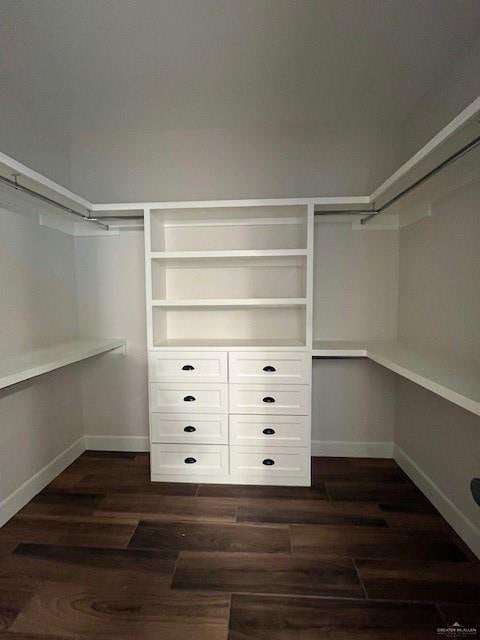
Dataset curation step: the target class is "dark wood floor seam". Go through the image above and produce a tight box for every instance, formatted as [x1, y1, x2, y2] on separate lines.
[352, 558, 369, 599]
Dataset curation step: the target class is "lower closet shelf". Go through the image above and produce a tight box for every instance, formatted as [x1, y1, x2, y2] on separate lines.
[0, 338, 126, 390]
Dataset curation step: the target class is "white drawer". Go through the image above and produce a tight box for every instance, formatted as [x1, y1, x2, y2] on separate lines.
[151, 444, 228, 476]
[229, 384, 309, 415]
[151, 413, 228, 444]
[150, 383, 228, 414]
[229, 414, 309, 447]
[229, 351, 311, 385]
[230, 446, 309, 478]
[149, 351, 227, 383]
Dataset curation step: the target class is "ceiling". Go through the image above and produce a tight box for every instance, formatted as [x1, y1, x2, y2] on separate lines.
[2, 0, 480, 135]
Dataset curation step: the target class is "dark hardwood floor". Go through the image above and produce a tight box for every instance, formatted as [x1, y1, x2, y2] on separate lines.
[0, 451, 479, 639]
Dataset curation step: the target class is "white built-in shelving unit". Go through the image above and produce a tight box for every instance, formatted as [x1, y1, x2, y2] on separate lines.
[142, 201, 315, 485]
[145, 203, 314, 351]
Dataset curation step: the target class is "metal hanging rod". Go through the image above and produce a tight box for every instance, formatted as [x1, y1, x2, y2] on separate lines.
[95, 214, 144, 220]
[314, 209, 374, 216]
[0, 173, 108, 229]
[361, 133, 480, 225]
[2, 131, 479, 228]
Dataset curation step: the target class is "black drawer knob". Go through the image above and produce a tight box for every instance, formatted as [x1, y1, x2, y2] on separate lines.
[262, 458, 275, 466]
[184, 426, 196, 432]
[183, 395, 196, 402]
[263, 365, 276, 372]
[262, 396, 275, 403]
[262, 428, 275, 435]
[184, 457, 197, 464]
[182, 364, 195, 371]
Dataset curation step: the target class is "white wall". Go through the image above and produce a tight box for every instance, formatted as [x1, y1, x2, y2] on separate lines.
[394, 176, 480, 553]
[0, 79, 71, 188]
[0, 208, 83, 512]
[397, 179, 480, 361]
[311, 220, 398, 453]
[395, 378, 480, 551]
[312, 359, 395, 456]
[74, 231, 149, 449]
[70, 124, 401, 202]
[401, 33, 480, 160]
[313, 222, 399, 342]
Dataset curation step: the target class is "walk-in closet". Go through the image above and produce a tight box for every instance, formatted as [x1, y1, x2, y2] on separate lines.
[0, 1, 479, 638]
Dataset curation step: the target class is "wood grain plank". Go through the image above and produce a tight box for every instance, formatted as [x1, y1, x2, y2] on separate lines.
[0, 633, 71, 639]
[382, 511, 452, 532]
[229, 594, 443, 640]
[45, 473, 85, 491]
[96, 494, 237, 523]
[378, 502, 439, 515]
[0, 516, 136, 549]
[312, 457, 409, 484]
[290, 525, 468, 561]
[67, 475, 199, 495]
[18, 492, 104, 518]
[197, 483, 327, 500]
[0, 584, 33, 631]
[237, 498, 387, 526]
[129, 521, 290, 553]
[0, 544, 176, 591]
[10, 582, 229, 640]
[172, 552, 364, 597]
[356, 559, 480, 603]
[326, 481, 431, 504]
[81, 450, 137, 459]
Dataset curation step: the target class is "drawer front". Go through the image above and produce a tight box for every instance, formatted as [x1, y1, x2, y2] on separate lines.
[151, 413, 228, 444]
[230, 414, 309, 447]
[150, 383, 228, 414]
[151, 444, 228, 476]
[229, 384, 309, 415]
[229, 351, 311, 385]
[230, 446, 309, 477]
[149, 351, 227, 383]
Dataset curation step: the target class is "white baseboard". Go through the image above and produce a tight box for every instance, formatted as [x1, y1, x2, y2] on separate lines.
[0, 436, 86, 527]
[312, 440, 393, 458]
[394, 444, 480, 559]
[83, 434, 150, 452]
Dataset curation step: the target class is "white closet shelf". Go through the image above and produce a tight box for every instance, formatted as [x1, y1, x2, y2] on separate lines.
[313, 341, 480, 416]
[150, 249, 308, 259]
[312, 341, 368, 357]
[151, 338, 307, 350]
[0, 338, 126, 391]
[152, 298, 307, 307]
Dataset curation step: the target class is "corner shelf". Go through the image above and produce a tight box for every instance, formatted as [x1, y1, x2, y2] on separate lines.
[0, 339, 126, 391]
[312, 341, 368, 357]
[150, 249, 308, 259]
[152, 298, 307, 307]
[312, 340, 480, 417]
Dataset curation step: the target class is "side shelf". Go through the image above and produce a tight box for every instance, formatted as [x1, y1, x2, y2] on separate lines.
[0, 338, 126, 390]
[312, 340, 480, 417]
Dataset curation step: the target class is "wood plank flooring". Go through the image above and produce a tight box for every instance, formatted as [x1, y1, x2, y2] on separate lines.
[0, 451, 479, 639]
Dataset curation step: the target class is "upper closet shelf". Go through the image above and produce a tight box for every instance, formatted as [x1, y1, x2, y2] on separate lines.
[149, 249, 308, 259]
[152, 298, 307, 307]
[370, 96, 480, 211]
[313, 341, 480, 416]
[0, 339, 126, 391]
